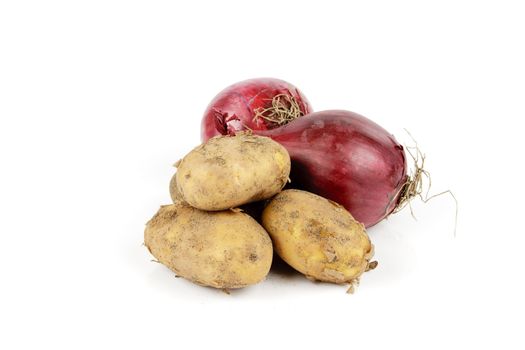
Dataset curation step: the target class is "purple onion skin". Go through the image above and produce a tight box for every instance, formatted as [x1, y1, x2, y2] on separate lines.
[201, 78, 312, 141]
[260, 110, 407, 228]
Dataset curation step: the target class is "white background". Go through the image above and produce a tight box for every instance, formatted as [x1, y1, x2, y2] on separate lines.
[1, 1, 523, 349]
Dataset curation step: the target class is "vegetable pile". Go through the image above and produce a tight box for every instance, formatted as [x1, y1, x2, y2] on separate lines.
[145, 77, 427, 293]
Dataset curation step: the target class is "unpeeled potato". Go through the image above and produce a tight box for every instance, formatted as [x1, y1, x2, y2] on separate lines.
[262, 190, 375, 289]
[145, 203, 273, 289]
[176, 134, 290, 211]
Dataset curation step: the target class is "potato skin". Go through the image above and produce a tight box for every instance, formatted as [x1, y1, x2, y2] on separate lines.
[176, 134, 291, 211]
[261, 189, 374, 284]
[169, 173, 183, 203]
[144, 203, 273, 289]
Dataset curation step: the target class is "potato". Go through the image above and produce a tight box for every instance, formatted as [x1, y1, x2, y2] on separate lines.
[176, 134, 290, 211]
[171, 172, 266, 221]
[261, 189, 375, 289]
[169, 173, 183, 203]
[144, 203, 273, 289]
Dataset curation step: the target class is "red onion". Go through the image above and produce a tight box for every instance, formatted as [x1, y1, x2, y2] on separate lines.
[201, 78, 312, 141]
[259, 110, 408, 228]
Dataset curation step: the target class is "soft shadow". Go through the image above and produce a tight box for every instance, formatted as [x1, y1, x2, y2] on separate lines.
[268, 253, 302, 278]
